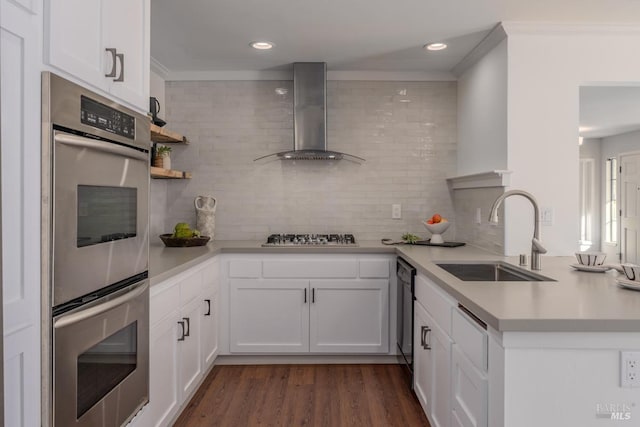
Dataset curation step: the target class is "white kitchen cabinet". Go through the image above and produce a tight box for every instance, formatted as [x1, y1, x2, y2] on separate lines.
[179, 297, 203, 399]
[138, 309, 182, 427]
[414, 300, 453, 427]
[201, 260, 220, 366]
[226, 255, 393, 355]
[45, 0, 150, 111]
[450, 307, 488, 427]
[229, 279, 310, 353]
[451, 344, 488, 427]
[309, 279, 389, 353]
[134, 259, 220, 427]
[201, 290, 219, 366]
[413, 273, 456, 427]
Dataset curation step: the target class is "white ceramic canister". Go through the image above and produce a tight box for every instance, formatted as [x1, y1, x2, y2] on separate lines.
[195, 196, 217, 239]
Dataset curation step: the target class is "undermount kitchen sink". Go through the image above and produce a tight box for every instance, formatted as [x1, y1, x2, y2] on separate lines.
[436, 261, 555, 282]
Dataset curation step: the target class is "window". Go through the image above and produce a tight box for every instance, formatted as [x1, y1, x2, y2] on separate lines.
[605, 158, 618, 244]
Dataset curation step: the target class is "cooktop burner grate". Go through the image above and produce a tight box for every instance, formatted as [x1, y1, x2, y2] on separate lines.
[262, 233, 358, 247]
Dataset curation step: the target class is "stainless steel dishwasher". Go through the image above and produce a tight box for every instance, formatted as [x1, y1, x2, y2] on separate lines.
[397, 257, 416, 386]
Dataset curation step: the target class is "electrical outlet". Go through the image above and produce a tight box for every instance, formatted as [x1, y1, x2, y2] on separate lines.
[392, 204, 402, 219]
[620, 351, 640, 388]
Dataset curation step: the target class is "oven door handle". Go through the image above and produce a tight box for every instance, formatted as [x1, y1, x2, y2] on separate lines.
[54, 132, 148, 162]
[54, 281, 149, 329]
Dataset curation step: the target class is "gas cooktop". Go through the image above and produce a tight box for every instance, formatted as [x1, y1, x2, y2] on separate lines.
[262, 233, 358, 247]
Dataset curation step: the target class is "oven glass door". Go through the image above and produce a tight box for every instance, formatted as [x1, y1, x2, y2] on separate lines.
[53, 130, 149, 306]
[53, 280, 149, 427]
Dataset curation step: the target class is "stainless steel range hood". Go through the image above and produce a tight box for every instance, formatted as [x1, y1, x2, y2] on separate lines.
[255, 62, 364, 163]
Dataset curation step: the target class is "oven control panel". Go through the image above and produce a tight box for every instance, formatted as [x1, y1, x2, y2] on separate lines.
[80, 95, 135, 139]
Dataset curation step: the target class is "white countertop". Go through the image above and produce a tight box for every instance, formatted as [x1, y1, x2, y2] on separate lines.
[149, 241, 640, 333]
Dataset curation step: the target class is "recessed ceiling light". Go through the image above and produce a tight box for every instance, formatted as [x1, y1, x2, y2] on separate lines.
[424, 42, 447, 51]
[250, 41, 274, 50]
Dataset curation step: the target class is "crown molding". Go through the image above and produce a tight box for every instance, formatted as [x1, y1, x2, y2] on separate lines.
[150, 57, 170, 79]
[501, 21, 640, 35]
[452, 23, 507, 77]
[165, 69, 456, 82]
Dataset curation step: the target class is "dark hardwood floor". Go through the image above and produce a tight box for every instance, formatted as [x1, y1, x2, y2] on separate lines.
[174, 364, 430, 427]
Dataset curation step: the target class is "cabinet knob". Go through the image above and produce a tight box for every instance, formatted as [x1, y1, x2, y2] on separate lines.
[105, 48, 117, 78]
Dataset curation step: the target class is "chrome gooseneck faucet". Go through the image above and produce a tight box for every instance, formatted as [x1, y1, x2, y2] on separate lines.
[489, 190, 547, 270]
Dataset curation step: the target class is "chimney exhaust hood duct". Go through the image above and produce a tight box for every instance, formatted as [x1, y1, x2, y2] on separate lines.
[254, 62, 364, 163]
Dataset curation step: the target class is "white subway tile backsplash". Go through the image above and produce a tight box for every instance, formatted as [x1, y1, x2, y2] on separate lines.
[151, 80, 457, 241]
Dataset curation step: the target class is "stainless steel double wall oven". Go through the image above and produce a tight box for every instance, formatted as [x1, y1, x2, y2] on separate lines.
[43, 72, 150, 427]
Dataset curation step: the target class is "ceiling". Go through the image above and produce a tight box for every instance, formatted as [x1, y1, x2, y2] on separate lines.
[150, 0, 640, 75]
[580, 87, 640, 138]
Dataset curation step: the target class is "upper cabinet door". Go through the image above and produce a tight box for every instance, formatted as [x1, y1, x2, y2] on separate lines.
[45, 0, 150, 112]
[104, 0, 150, 110]
[45, 0, 108, 92]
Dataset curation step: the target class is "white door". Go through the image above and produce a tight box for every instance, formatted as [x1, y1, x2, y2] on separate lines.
[45, 0, 108, 91]
[138, 311, 181, 427]
[413, 301, 430, 415]
[620, 153, 640, 264]
[179, 298, 203, 399]
[309, 279, 389, 353]
[201, 291, 219, 367]
[425, 310, 452, 427]
[450, 345, 488, 427]
[103, 0, 149, 110]
[229, 279, 309, 353]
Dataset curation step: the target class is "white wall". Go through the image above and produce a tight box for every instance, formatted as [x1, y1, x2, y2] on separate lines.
[457, 39, 508, 175]
[503, 24, 640, 256]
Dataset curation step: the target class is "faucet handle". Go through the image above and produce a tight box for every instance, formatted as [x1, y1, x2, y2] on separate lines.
[532, 238, 547, 254]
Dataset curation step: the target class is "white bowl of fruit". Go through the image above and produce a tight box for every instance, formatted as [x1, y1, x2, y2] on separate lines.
[422, 214, 450, 244]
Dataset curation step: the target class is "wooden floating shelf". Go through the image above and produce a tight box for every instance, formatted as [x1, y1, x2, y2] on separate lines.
[150, 166, 192, 179]
[150, 123, 189, 144]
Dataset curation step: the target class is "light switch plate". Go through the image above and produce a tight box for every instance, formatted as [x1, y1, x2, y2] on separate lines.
[540, 207, 554, 226]
[392, 204, 402, 219]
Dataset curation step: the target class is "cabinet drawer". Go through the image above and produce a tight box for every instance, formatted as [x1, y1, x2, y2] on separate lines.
[150, 283, 180, 326]
[229, 260, 261, 278]
[415, 274, 455, 336]
[452, 307, 488, 372]
[263, 259, 357, 278]
[359, 259, 390, 278]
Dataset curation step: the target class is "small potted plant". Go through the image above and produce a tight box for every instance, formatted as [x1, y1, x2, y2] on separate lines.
[153, 145, 172, 169]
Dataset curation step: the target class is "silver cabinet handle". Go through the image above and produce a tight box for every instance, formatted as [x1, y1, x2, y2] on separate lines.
[105, 48, 117, 77]
[421, 326, 432, 350]
[204, 299, 211, 316]
[114, 53, 124, 82]
[177, 320, 186, 341]
[183, 317, 190, 337]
